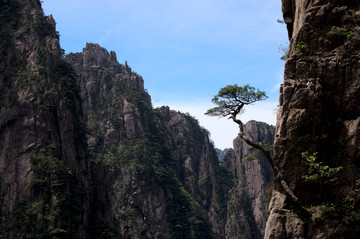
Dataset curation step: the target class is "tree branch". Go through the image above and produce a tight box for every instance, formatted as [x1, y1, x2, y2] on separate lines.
[206, 84, 309, 216]
[231, 114, 310, 216]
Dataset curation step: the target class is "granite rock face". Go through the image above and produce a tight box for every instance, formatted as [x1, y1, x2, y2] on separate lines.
[265, 0, 360, 238]
[0, 0, 286, 238]
[223, 121, 275, 238]
[66, 43, 271, 238]
[66, 44, 233, 238]
[65, 44, 150, 148]
[156, 106, 234, 238]
[0, 0, 91, 237]
[66, 44, 171, 238]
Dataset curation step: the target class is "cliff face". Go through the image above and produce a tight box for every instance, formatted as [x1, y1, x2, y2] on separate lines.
[66, 44, 226, 238]
[66, 44, 169, 238]
[223, 121, 274, 238]
[0, 0, 91, 238]
[66, 43, 273, 238]
[156, 106, 234, 238]
[66, 44, 163, 238]
[265, 0, 360, 238]
[65, 44, 150, 150]
[0, 1, 282, 238]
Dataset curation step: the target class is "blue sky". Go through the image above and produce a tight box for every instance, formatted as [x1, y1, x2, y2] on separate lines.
[42, 0, 288, 149]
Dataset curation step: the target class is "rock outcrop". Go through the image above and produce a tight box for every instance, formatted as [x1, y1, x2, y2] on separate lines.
[223, 121, 275, 238]
[66, 44, 234, 238]
[66, 44, 171, 238]
[65, 43, 150, 149]
[0, 0, 91, 238]
[0, 1, 282, 238]
[156, 106, 234, 238]
[265, 0, 360, 238]
[66, 44, 168, 238]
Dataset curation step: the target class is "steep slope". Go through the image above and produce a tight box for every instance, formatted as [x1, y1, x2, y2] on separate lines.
[0, 0, 283, 237]
[156, 106, 234, 238]
[265, 1, 360, 238]
[66, 44, 221, 238]
[223, 121, 274, 238]
[0, 0, 91, 238]
[65, 44, 151, 151]
[66, 44, 159, 238]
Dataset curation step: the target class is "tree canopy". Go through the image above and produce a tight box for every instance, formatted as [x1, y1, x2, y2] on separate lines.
[205, 84, 270, 162]
[205, 84, 268, 118]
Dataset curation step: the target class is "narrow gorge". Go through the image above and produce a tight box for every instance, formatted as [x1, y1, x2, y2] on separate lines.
[1, 0, 359, 238]
[0, 1, 273, 238]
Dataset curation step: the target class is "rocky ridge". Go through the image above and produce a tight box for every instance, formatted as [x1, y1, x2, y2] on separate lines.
[156, 106, 235, 238]
[65, 43, 275, 238]
[265, 0, 360, 238]
[65, 43, 235, 238]
[0, 0, 276, 238]
[223, 121, 274, 238]
[0, 0, 91, 238]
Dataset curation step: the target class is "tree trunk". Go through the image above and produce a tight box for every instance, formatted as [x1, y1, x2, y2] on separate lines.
[232, 115, 310, 217]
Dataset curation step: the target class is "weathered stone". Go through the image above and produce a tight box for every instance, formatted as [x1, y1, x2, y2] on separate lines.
[265, 190, 305, 239]
[265, 0, 360, 238]
[223, 121, 275, 238]
[65, 43, 151, 149]
[157, 106, 233, 238]
[0, 1, 92, 237]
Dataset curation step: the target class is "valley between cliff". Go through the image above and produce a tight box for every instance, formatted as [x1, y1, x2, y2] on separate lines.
[1, 0, 359, 238]
[0, 1, 273, 238]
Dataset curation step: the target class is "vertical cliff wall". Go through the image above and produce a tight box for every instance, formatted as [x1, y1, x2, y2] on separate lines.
[66, 44, 224, 238]
[223, 121, 274, 238]
[66, 44, 161, 238]
[0, 0, 91, 238]
[156, 106, 234, 238]
[66, 43, 274, 238]
[265, 0, 360, 238]
[66, 44, 171, 238]
[0, 0, 288, 237]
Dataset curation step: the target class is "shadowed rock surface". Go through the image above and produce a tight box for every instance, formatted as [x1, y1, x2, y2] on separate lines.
[66, 44, 236, 238]
[265, 0, 360, 238]
[223, 121, 275, 238]
[0, 1, 280, 238]
[0, 0, 91, 237]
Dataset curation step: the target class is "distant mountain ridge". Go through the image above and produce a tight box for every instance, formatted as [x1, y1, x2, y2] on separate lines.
[216, 148, 229, 162]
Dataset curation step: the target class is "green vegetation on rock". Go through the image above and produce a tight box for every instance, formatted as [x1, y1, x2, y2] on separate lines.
[301, 151, 343, 184]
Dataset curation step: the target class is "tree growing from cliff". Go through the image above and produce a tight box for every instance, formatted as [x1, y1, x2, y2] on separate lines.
[205, 84, 270, 159]
[205, 84, 306, 213]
